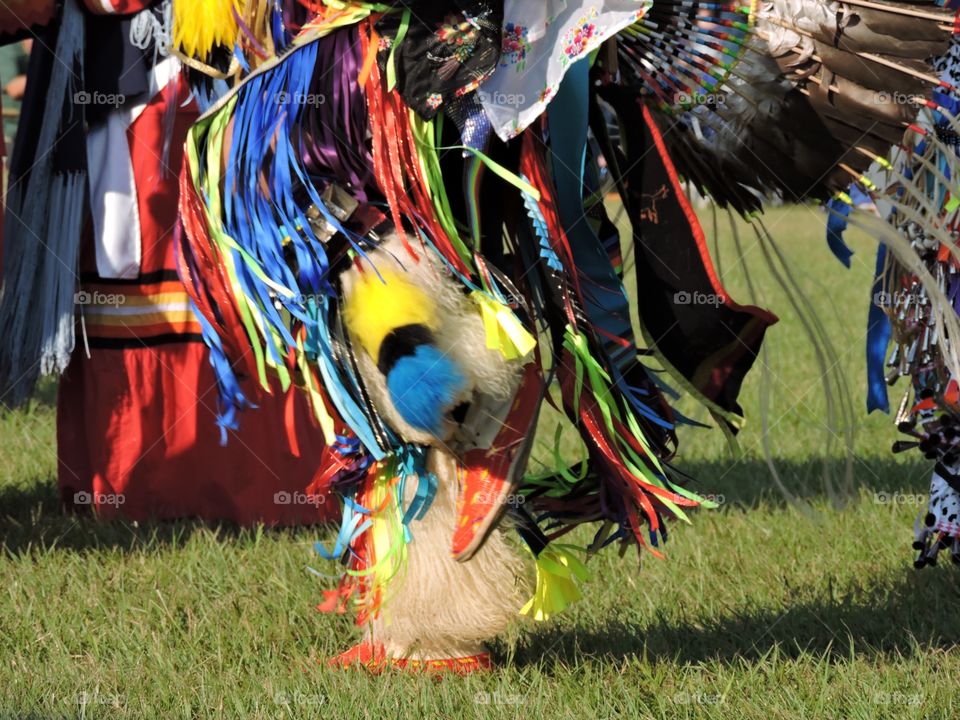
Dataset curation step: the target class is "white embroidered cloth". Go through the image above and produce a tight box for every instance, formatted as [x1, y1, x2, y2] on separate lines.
[478, 0, 650, 140]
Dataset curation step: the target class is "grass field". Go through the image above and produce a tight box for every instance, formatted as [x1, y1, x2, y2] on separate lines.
[1, 205, 957, 719]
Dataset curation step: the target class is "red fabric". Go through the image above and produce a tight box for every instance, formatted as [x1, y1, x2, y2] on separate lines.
[81, 0, 154, 15]
[57, 342, 333, 524]
[58, 67, 334, 525]
[328, 643, 493, 674]
[129, 74, 196, 276]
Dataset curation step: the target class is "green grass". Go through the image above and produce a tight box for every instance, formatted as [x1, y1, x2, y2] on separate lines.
[2, 205, 957, 719]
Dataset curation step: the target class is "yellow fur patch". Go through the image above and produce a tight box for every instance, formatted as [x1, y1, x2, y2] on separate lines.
[173, 0, 240, 62]
[343, 269, 438, 360]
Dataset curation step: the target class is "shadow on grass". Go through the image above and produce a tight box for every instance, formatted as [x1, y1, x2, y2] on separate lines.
[679, 455, 932, 509]
[0, 476, 325, 556]
[0, 457, 931, 556]
[509, 567, 960, 669]
[3, 460, 954, 669]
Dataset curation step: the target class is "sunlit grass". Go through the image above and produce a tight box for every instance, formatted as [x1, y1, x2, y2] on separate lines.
[1, 206, 955, 720]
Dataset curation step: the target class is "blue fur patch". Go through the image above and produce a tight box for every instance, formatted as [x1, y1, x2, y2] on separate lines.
[386, 345, 465, 436]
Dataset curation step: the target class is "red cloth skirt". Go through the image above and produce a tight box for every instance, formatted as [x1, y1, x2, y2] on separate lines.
[56, 64, 333, 525]
[58, 341, 334, 525]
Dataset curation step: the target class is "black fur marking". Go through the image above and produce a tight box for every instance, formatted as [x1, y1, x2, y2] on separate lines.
[377, 324, 436, 375]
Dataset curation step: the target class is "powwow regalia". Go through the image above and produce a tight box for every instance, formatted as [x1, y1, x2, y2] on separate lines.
[6, 0, 960, 672]
[161, 0, 960, 670]
[810, 9, 960, 566]
[174, 0, 779, 670]
[847, 33, 960, 568]
[0, 1, 331, 525]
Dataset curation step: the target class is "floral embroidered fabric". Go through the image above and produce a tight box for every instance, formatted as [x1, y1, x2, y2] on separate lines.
[375, 1, 502, 120]
[478, 0, 651, 140]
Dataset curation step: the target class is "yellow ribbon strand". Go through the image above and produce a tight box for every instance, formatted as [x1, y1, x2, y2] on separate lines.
[472, 291, 537, 360]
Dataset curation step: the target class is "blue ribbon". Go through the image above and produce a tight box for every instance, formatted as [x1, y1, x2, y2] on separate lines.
[826, 197, 854, 268]
[867, 245, 891, 413]
[547, 59, 632, 351]
[547, 58, 672, 432]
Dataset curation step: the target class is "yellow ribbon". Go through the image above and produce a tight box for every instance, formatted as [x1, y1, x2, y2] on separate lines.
[521, 545, 591, 622]
[472, 292, 537, 360]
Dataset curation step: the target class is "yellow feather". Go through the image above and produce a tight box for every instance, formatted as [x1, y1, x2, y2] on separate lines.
[343, 270, 438, 360]
[173, 0, 240, 61]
